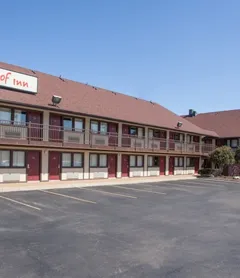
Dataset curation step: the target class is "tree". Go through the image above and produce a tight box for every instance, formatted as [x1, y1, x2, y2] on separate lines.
[209, 146, 235, 171]
[235, 147, 240, 163]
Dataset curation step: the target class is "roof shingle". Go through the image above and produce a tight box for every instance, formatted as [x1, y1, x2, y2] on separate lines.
[184, 110, 240, 138]
[0, 61, 217, 137]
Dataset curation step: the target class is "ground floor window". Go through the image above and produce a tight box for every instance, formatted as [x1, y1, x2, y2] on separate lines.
[0, 150, 25, 167]
[62, 153, 83, 168]
[90, 153, 107, 167]
[187, 157, 195, 167]
[174, 157, 184, 167]
[148, 156, 159, 167]
[130, 155, 144, 167]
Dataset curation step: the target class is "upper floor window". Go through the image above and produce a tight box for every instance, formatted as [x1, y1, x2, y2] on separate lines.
[63, 117, 83, 131]
[0, 107, 27, 125]
[90, 120, 108, 134]
[130, 127, 137, 136]
[14, 110, 27, 124]
[0, 107, 11, 123]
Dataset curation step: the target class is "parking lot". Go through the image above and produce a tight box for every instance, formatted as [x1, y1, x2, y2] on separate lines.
[1, 178, 240, 278]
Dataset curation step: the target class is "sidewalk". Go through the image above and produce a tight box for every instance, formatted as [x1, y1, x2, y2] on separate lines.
[0, 175, 197, 193]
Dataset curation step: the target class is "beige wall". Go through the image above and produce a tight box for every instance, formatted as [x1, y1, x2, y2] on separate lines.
[147, 167, 160, 176]
[61, 168, 83, 180]
[0, 168, 26, 183]
[89, 168, 108, 179]
[129, 167, 144, 177]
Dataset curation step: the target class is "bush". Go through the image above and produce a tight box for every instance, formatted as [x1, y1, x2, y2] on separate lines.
[198, 168, 213, 176]
[198, 168, 222, 177]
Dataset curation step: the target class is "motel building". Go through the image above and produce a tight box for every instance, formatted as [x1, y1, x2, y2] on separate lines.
[0, 62, 217, 183]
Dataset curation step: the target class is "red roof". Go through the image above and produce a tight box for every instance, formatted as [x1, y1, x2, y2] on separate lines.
[0, 61, 217, 137]
[184, 110, 240, 138]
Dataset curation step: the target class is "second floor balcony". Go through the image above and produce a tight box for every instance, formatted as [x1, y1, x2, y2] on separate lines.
[0, 121, 215, 155]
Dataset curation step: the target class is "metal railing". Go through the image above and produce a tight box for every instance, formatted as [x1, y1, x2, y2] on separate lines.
[0, 121, 215, 154]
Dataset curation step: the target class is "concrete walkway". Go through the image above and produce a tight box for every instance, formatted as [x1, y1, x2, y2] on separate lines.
[0, 175, 197, 193]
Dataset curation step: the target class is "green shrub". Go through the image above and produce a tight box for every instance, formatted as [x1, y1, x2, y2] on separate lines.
[198, 168, 223, 177]
[198, 168, 212, 175]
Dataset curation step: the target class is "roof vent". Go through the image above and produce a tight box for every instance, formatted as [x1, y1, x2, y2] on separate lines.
[112, 91, 117, 95]
[31, 70, 36, 74]
[150, 101, 154, 105]
[59, 75, 64, 82]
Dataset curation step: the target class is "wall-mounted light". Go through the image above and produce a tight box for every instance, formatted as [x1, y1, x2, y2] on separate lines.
[177, 121, 183, 128]
[52, 95, 62, 106]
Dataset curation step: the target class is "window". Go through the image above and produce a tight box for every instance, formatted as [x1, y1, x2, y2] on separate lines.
[73, 153, 83, 167]
[174, 133, 180, 141]
[90, 154, 98, 167]
[63, 118, 73, 130]
[130, 127, 137, 136]
[99, 154, 107, 167]
[75, 119, 83, 131]
[62, 153, 83, 168]
[100, 122, 107, 134]
[138, 127, 143, 137]
[12, 151, 25, 167]
[0, 107, 11, 123]
[90, 154, 108, 167]
[91, 121, 99, 133]
[175, 157, 184, 167]
[153, 130, 160, 138]
[187, 157, 195, 167]
[148, 129, 153, 138]
[231, 139, 238, 148]
[130, 155, 136, 167]
[137, 155, 143, 167]
[130, 155, 144, 167]
[0, 150, 10, 167]
[0, 150, 25, 167]
[14, 110, 27, 125]
[186, 135, 191, 143]
[62, 153, 71, 167]
[148, 156, 159, 167]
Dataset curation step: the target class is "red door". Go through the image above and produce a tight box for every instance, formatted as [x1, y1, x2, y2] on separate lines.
[108, 123, 118, 146]
[194, 158, 200, 174]
[28, 111, 42, 141]
[169, 156, 174, 175]
[159, 156, 166, 175]
[108, 154, 117, 177]
[122, 125, 130, 147]
[122, 154, 129, 177]
[49, 152, 60, 180]
[49, 114, 62, 142]
[27, 151, 40, 181]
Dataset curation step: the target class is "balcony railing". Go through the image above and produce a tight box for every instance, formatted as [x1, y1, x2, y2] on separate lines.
[0, 121, 215, 154]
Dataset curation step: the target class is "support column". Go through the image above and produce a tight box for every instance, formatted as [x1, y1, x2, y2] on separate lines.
[144, 127, 148, 149]
[43, 111, 50, 141]
[199, 156, 202, 170]
[85, 118, 90, 145]
[84, 151, 90, 179]
[184, 156, 187, 175]
[144, 154, 148, 176]
[183, 133, 187, 152]
[41, 150, 49, 181]
[166, 130, 170, 150]
[118, 123, 122, 147]
[117, 153, 122, 178]
[165, 155, 169, 175]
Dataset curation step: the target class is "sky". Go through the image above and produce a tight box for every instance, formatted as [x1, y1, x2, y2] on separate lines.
[1, 0, 240, 115]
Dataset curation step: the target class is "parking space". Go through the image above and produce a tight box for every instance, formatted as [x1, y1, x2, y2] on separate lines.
[1, 178, 240, 277]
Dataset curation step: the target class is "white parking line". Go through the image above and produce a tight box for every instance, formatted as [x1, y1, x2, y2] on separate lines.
[182, 180, 224, 187]
[108, 185, 166, 195]
[39, 190, 96, 204]
[78, 187, 137, 199]
[0, 195, 41, 211]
